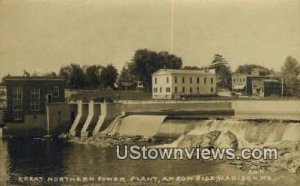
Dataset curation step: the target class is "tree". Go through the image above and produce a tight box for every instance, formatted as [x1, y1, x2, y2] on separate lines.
[209, 54, 232, 89]
[0, 74, 10, 85]
[44, 72, 57, 77]
[100, 64, 118, 89]
[281, 56, 300, 96]
[59, 64, 86, 89]
[126, 49, 182, 91]
[117, 65, 137, 90]
[235, 64, 273, 75]
[23, 70, 30, 77]
[85, 65, 103, 89]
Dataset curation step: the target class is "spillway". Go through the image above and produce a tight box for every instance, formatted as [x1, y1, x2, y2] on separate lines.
[101, 114, 300, 149]
[163, 119, 300, 149]
[103, 115, 166, 138]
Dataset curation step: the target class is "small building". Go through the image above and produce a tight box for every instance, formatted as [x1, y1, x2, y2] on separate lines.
[5, 76, 66, 122]
[232, 69, 283, 97]
[152, 69, 216, 99]
[231, 73, 247, 94]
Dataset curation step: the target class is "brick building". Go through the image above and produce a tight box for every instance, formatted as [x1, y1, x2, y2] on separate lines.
[5, 76, 66, 122]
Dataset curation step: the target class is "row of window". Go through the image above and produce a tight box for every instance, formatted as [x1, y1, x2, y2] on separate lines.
[154, 76, 214, 84]
[12, 86, 60, 112]
[153, 87, 214, 93]
[233, 78, 246, 83]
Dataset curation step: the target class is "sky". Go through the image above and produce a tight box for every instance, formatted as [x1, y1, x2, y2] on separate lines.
[0, 0, 299, 77]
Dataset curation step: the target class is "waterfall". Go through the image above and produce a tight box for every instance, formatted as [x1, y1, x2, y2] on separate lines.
[167, 119, 300, 148]
[105, 115, 166, 138]
[103, 115, 300, 147]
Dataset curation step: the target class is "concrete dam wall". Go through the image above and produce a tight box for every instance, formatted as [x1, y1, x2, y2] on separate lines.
[3, 100, 300, 138]
[232, 100, 300, 120]
[68, 101, 234, 137]
[67, 100, 300, 139]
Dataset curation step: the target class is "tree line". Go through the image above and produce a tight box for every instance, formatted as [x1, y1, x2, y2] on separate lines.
[59, 64, 118, 89]
[1, 49, 299, 96]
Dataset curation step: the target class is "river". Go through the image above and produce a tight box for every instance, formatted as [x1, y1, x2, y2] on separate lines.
[0, 136, 300, 185]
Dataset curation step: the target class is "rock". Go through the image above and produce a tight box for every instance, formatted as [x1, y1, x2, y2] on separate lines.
[214, 130, 238, 149]
[176, 130, 221, 148]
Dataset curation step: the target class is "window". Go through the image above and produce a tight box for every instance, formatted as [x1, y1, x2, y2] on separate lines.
[166, 87, 171, 92]
[54, 86, 59, 97]
[190, 87, 193, 93]
[155, 77, 157, 84]
[175, 87, 178, 93]
[153, 87, 157, 93]
[13, 114, 23, 121]
[204, 77, 207, 84]
[182, 77, 185, 83]
[12, 87, 23, 112]
[160, 87, 162, 92]
[233, 79, 235, 83]
[182, 87, 185, 93]
[197, 77, 200, 84]
[211, 78, 213, 84]
[243, 78, 245, 82]
[197, 87, 200, 92]
[190, 77, 192, 84]
[175, 77, 177, 83]
[166, 77, 169, 84]
[30, 88, 41, 112]
[211, 87, 214, 93]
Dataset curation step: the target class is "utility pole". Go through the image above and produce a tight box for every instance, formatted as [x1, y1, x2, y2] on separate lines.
[281, 75, 284, 98]
[170, 0, 174, 53]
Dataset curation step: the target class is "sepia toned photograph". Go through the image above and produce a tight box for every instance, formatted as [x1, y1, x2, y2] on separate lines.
[0, 0, 300, 185]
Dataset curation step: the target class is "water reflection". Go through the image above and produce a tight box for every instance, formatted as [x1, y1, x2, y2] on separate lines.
[0, 139, 299, 185]
[6, 139, 65, 183]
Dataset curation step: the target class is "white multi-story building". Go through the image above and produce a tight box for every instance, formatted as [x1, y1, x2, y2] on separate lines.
[152, 69, 216, 99]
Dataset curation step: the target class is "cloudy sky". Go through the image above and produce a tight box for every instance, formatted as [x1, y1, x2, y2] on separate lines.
[0, 0, 299, 76]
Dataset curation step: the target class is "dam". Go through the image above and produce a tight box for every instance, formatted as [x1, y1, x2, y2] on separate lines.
[2, 100, 300, 139]
[2, 99, 300, 176]
[66, 100, 300, 140]
[68, 101, 234, 138]
[1, 100, 300, 185]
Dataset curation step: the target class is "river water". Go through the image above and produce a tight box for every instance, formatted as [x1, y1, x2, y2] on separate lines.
[0, 136, 300, 186]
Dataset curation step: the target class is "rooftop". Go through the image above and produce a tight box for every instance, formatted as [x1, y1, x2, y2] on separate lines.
[152, 69, 215, 76]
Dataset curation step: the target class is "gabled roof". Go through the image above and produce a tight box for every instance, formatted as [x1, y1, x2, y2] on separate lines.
[152, 69, 215, 76]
